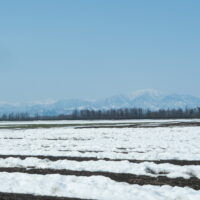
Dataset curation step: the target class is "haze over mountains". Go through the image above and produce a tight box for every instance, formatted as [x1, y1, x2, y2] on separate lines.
[1, 90, 200, 116]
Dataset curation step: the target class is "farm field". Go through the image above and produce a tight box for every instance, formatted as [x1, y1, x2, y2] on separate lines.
[0, 120, 200, 199]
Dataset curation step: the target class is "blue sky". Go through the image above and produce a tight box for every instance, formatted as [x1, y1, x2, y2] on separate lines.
[0, 0, 200, 102]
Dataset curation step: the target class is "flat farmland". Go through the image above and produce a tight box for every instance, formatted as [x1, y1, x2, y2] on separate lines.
[0, 119, 200, 200]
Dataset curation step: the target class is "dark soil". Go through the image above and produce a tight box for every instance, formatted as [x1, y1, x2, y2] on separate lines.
[3, 138, 23, 140]
[76, 121, 200, 129]
[44, 138, 91, 141]
[1, 167, 200, 190]
[1, 121, 200, 130]
[0, 154, 200, 166]
[0, 192, 92, 200]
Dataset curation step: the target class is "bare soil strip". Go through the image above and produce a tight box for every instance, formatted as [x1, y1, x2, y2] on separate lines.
[0, 155, 199, 166]
[76, 121, 200, 129]
[0, 192, 92, 200]
[1, 121, 200, 130]
[0, 167, 199, 190]
[2, 138, 23, 140]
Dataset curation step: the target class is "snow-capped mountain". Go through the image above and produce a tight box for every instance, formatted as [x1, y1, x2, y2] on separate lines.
[1, 90, 200, 116]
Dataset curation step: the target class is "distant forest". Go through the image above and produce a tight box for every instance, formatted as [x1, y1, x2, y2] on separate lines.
[1, 107, 200, 121]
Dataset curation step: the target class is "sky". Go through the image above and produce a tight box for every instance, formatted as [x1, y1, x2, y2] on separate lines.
[0, 0, 200, 102]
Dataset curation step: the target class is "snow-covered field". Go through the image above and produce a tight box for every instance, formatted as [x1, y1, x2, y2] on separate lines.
[0, 118, 200, 126]
[0, 120, 200, 199]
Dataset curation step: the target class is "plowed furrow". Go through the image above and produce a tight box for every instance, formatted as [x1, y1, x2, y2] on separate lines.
[0, 167, 199, 190]
[0, 192, 92, 200]
[0, 155, 199, 165]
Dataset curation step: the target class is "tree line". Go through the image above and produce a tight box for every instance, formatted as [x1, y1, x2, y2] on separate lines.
[0, 107, 200, 121]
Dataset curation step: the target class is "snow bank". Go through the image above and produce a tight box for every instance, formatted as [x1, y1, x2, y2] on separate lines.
[1, 157, 200, 179]
[0, 172, 199, 200]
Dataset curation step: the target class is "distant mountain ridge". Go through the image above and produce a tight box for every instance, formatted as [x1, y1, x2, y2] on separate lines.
[1, 90, 200, 116]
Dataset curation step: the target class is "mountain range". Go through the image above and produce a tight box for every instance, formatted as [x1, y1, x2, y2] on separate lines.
[1, 90, 200, 116]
